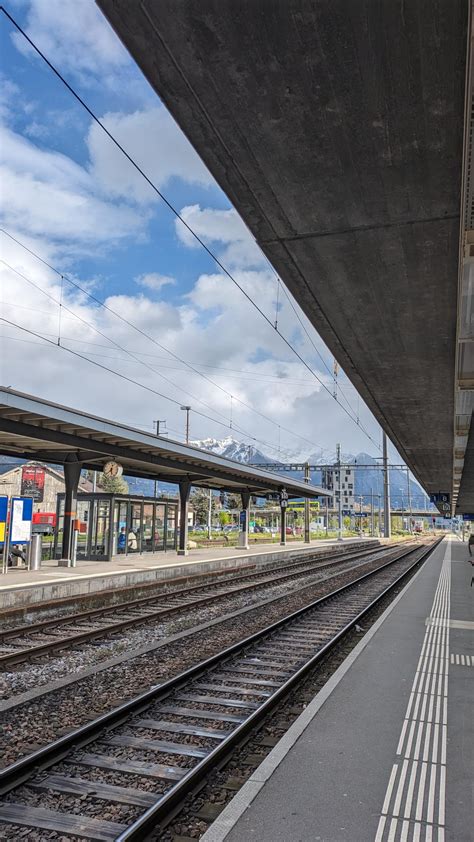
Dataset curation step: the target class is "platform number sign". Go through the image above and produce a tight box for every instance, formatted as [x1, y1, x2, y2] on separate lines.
[279, 488, 289, 508]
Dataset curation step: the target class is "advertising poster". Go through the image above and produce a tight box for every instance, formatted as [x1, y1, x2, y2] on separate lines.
[20, 465, 45, 503]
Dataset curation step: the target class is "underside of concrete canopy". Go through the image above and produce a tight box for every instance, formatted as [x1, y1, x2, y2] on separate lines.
[98, 0, 472, 513]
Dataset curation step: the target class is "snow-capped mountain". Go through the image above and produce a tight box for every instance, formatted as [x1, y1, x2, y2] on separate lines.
[189, 437, 430, 508]
[190, 436, 274, 465]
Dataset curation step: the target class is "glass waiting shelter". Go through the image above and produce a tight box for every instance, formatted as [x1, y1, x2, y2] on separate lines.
[54, 493, 178, 561]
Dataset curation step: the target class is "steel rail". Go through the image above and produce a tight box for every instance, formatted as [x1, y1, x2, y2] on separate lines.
[0, 543, 388, 668]
[117, 538, 442, 841]
[0, 538, 440, 815]
[1, 541, 379, 641]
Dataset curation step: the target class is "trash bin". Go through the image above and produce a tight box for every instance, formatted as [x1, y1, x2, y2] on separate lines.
[29, 534, 42, 571]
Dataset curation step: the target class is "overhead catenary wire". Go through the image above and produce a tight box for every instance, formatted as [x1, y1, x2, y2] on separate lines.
[0, 322, 332, 388]
[0, 7, 381, 452]
[0, 229, 326, 454]
[0, 316, 306, 460]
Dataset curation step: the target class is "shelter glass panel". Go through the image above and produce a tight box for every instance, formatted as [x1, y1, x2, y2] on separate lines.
[90, 499, 110, 559]
[154, 504, 165, 551]
[128, 502, 142, 553]
[114, 500, 128, 555]
[166, 505, 176, 549]
[76, 499, 91, 560]
[142, 503, 153, 552]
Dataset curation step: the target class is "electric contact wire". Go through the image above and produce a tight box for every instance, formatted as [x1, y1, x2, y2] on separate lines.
[0, 322, 333, 389]
[0, 7, 380, 451]
[0, 229, 325, 454]
[0, 316, 300, 458]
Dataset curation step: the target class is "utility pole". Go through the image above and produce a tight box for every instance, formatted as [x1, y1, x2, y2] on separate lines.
[325, 496, 329, 536]
[370, 488, 375, 536]
[207, 488, 212, 539]
[406, 467, 412, 534]
[337, 443, 343, 541]
[383, 432, 391, 538]
[153, 420, 167, 499]
[304, 462, 310, 543]
[180, 406, 191, 444]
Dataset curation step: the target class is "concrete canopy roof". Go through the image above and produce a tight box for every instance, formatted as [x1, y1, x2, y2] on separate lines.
[0, 388, 325, 499]
[98, 0, 469, 510]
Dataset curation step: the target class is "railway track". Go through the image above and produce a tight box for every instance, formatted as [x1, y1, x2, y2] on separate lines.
[0, 538, 440, 841]
[0, 542, 391, 669]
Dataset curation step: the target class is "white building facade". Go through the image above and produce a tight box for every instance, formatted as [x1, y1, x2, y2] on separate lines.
[321, 465, 355, 510]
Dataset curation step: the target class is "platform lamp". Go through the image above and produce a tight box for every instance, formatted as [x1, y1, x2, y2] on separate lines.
[180, 406, 191, 444]
[153, 420, 167, 499]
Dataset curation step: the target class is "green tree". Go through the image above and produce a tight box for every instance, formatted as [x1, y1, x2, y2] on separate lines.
[225, 492, 243, 511]
[99, 473, 129, 494]
[191, 488, 214, 524]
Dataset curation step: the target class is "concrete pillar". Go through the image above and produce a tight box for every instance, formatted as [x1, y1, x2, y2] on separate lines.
[61, 459, 82, 561]
[178, 481, 191, 555]
[239, 491, 250, 549]
[280, 504, 287, 545]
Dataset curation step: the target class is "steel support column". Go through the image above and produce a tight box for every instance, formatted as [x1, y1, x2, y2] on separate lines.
[304, 462, 310, 543]
[383, 432, 391, 538]
[178, 481, 191, 556]
[280, 504, 287, 545]
[61, 459, 82, 561]
[239, 491, 250, 549]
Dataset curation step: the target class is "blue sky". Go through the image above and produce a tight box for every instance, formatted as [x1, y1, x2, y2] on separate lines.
[0, 0, 389, 463]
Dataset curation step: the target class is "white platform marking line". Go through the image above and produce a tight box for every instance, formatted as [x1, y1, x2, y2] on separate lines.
[374, 815, 387, 842]
[400, 819, 410, 842]
[415, 762, 428, 822]
[426, 760, 438, 826]
[387, 817, 398, 842]
[393, 759, 409, 816]
[381, 764, 399, 815]
[374, 541, 451, 841]
[403, 760, 419, 819]
[438, 764, 446, 826]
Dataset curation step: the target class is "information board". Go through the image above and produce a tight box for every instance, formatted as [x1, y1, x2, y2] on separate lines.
[0, 496, 7, 546]
[10, 497, 33, 545]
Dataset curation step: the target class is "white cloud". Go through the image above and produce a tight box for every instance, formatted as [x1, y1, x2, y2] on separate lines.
[0, 124, 146, 246]
[11, 0, 128, 79]
[176, 205, 265, 269]
[87, 108, 215, 203]
[0, 235, 380, 458]
[135, 273, 176, 292]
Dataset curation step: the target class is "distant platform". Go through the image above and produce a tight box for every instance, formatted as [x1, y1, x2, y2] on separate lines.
[0, 537, 378, 612]
[203, 536, 472, 842]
